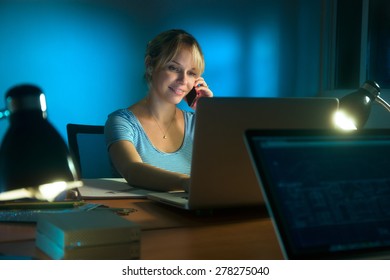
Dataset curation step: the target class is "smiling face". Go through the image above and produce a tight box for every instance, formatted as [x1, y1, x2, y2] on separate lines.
[144, 30, 205, 105]
[149, 46, 199, 104]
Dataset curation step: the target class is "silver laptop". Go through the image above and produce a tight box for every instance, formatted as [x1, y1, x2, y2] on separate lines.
[245, 129, 390, 259]
[147, 97, 339, 210]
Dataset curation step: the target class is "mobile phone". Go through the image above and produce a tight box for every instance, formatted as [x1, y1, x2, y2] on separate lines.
[186, 87, 197, 107]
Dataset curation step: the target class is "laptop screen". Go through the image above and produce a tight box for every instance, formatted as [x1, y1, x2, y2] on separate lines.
[245, 129, 390, 259]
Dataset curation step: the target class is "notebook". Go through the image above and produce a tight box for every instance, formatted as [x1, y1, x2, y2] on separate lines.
[244, 129, 390, 259]
[147, 97, 339, 210]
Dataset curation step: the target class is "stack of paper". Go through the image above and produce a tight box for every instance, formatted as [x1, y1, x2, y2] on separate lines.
[79, 178, 150, 198]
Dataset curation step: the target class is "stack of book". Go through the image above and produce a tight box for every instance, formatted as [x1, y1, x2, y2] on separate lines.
[35, 210, 140, 260]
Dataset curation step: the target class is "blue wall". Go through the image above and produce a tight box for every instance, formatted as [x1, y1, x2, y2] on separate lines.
[0, 0, 323, 142]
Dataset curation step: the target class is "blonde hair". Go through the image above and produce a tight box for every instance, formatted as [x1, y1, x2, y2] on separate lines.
[144, 29, 205, 86]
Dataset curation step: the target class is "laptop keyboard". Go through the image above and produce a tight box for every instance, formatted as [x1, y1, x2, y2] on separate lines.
[278, 178, 390, 228]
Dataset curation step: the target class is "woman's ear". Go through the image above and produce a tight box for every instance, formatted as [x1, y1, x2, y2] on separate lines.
[145, 56, 154, 77]
[145, 56, 152, 70]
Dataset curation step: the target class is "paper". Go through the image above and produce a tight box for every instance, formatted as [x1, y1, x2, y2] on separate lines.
[79, 178, 150, 199]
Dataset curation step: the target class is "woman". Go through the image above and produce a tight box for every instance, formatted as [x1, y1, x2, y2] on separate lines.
[105, 29, 213, 192]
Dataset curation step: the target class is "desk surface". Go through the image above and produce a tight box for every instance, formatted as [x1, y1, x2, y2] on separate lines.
[0, 198, 283, 260]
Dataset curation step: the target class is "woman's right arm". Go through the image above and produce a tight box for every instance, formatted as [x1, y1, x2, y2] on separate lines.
[108, 140, 189, 192]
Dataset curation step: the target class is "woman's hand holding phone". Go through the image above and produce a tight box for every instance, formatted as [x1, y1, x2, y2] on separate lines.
[185, 78, 213, 109]
[186, 87, 198, 108]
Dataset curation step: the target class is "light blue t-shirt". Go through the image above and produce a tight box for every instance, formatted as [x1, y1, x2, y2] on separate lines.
[104, 108, 195, 175]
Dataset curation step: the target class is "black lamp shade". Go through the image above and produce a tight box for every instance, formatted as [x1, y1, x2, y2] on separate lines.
[338, 91, 372, 129]
[0, 85, 80, 199]
[337, 81, 380, 129]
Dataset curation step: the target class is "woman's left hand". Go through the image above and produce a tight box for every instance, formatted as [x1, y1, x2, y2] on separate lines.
[190, 77, 213, 109]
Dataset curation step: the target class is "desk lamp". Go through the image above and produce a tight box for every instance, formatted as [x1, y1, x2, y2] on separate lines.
[0, 84, 82, 201]
[334, 80, 390, 130]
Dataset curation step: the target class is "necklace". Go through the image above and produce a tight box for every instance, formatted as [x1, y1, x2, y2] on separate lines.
[148, 106, 176, 139]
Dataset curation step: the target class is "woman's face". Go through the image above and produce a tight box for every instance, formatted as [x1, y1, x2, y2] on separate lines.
[150, 47, 199, 104]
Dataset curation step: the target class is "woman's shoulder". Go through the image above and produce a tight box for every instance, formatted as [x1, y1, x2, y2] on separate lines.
[182, 109, 195, 119]
[182, 109, 195, 116]
[108, 108, 134, 118]
[182, 109, 195, 125]
[107, 108, 138, 122]
[106, 108, 140, 129]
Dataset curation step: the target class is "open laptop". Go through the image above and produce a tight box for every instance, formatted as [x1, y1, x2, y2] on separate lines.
[244, 129, 390, 259]
[147, 97, 339, 210]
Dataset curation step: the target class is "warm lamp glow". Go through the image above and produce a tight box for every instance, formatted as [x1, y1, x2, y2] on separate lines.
[334, 81, 390, 130]
[333, 111, 357, 130]
[0, 181, 83, 202]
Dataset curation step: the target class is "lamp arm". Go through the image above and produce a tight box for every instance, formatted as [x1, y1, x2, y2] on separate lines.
[375, 96, 390, 113]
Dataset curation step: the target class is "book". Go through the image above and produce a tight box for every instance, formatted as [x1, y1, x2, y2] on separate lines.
[36, 210, 140, 259]
[36, 231, 139, 260]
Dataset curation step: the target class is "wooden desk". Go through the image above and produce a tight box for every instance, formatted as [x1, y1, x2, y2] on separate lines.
[0, 198, 283, 260]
